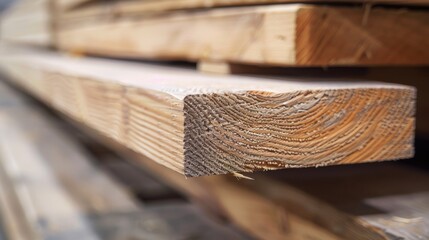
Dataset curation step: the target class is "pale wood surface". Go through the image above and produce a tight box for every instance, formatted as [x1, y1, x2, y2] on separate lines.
[0, 0, 53, 45]
[0, 79, 250, 240]
[57, 0, 429, 16]
[57, 4, 429, 66]
[0, 47, 416, 176]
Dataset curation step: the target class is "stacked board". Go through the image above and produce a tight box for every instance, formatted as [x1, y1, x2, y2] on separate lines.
[57, 0, 429, 14]
[0, 47, 416, 176]
[57, 4, 429, 66]
[0, 79, 249, 240]
[1, 72, 429, 240]
[0, 0, 53, 46]
[1, 0, 429, 66]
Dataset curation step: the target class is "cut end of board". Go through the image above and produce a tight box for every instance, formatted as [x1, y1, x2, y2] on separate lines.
[183, 88, 416, 177]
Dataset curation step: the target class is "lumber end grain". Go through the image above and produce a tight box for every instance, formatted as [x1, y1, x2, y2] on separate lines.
[183, 87, 416, 177]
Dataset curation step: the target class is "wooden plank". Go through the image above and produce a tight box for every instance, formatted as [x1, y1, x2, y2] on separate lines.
[57, 4, 429, 67]
[27, 114, 384, 240]
[71, 114, 429, 240]
[0, 79, 250, 240]
[0, 47, 416, 176]
[62, 102, 429, 240]
[250, 163, 429, 240]
[0, 0, 54, 45]
[0, 148, 36, 240]
[57, 0, 429, 16]
[7, 62, 424, 240]
[56, 0, 88, 11]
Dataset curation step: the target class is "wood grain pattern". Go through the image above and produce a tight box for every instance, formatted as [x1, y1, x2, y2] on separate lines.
[78, 118, 429, 240]
[0, 79, 250, 240]
[0, 47, 416, 176]
[57, 0, 429, 16]
[21, 72, 426, 240]
[0, 78, 365, 240]
[73, 118, 429, 240]
[57, 4, 429, 66]
[53, 121, 387, 240]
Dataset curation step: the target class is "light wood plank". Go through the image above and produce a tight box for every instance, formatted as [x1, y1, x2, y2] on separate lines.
[0, 47, 416, 176]
[57, 4, 429, 66]
[71, 112, 429, 240]
[0, 79, 250, 240]
[0, 0, 54, 45]
[57, 0, 429, 16]
[11, 67, 425, 240]
[52, 121, 383, 240]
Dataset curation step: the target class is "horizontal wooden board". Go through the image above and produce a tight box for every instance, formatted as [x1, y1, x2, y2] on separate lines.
[57, 4, 429, 66]
[0, 79, 249, 240]
[0, 0, 53, 45]
[75, 115, 429, 240]
[0, 47, 416, 176]
[57, 0, 429, 15]
[4, 62, 423, 240]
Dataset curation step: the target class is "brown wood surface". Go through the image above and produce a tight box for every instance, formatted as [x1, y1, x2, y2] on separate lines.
[0, 46, 416, 177]
[39, 116, 386, 240]
[57, 4, 429, 67]
[66, 108, 429, 240]
[0, 79, 250, 240]
[57, 0, 429, 16]
[2, 67, 428, 239]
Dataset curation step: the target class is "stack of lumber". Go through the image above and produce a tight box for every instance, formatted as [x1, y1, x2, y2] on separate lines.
[1, 70, 429, 240]
[2, 0, 429, 66]
[0, 0, 428, 239]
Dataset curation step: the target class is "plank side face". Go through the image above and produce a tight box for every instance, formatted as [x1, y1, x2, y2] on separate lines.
[0, 49, 416, 177]
[58, 6, 298, 64]
[0, 62, 186, 174]
[57, 0, 429, 16]
[57, 5, 429, 66]
[0, 81, 251, 240]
